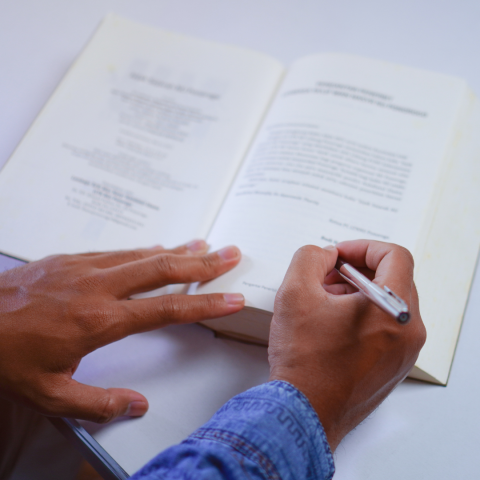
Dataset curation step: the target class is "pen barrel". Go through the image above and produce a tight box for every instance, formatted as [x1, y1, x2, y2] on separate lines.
[335, 261, 410, 324]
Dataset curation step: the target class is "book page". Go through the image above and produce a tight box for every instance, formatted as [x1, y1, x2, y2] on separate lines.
[197, 54, 467, 314]
[0, 15, 283, 260]
[410, 93, 480, 384]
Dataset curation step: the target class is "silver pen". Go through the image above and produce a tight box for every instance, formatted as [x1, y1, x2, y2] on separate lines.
[335, 259, 410, 324]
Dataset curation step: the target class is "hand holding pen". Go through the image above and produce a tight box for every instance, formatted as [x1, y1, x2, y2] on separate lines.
[269, 239, 426, 451]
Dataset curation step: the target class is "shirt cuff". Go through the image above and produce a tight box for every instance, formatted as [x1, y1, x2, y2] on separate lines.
[189, 380, 334, 479]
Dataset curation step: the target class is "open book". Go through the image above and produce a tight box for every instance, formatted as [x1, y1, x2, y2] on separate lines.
[1, 14, 479, 386]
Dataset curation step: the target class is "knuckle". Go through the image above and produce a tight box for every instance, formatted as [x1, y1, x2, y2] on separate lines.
[157, 295, 181, 320]
[201, 294, 220, 313]
[154, 254, 179, 280]
[393, 244, 415, 268]
[69, 302, 114, 340]
[69, 270, 105, 293]
[201, 254, 220, 273]
[93, 396, 116, 424]
[296, 244, 321, 258]
[125, 249, 145, 262]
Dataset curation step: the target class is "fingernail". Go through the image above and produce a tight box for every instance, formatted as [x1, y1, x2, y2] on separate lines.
[125, 401, 148, 417]
[186, 239, 207, 252]
[224, 293, 245, 306]
[217, 246, 239, 261]
[324, 245, 336, 251]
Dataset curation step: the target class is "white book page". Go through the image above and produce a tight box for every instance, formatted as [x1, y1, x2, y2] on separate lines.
[0, 15, 283, 260]
[197, 54, 467, 312]
[411, 93, 480, 384]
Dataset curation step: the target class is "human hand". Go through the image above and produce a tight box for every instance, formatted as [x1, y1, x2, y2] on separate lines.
[268, 240, 426, 451]
[0, 240, 243, 423]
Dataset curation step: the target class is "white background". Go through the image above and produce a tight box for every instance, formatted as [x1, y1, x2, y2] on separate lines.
[1, 1, 480, 478]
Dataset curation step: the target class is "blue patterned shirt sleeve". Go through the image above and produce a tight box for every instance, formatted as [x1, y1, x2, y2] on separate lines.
[131, 380, 335, 480]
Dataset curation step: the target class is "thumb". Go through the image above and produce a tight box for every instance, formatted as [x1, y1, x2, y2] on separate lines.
[49, 380, 149, 423]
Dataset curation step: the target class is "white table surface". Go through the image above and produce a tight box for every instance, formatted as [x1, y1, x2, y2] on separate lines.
[2, 1, 480, 478]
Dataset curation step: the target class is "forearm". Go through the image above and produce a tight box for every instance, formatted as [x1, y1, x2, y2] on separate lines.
[131, 381, 335, 480]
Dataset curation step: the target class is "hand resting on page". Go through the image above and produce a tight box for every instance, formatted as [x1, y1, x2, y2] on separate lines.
[0, 240, 244, 423]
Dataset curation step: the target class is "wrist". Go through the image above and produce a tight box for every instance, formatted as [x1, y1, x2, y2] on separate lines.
[269, 366, 344, 451]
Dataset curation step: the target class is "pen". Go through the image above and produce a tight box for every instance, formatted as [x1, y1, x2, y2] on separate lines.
[334, 258, 410, 324]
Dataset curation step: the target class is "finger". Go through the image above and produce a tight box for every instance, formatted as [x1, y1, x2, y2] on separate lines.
[104, 246, 241, 298]
[95, 293, 245, 346]
[324, 269, 344, 285]
[83, 245, 165, 268]
[324, 266, 374, 285]
[44, 379, 149, 423]
[280, 245, 338, 296]
[167, 239, 209, 256]
[275, 245, 366, 323]
[88, 240, 209, 269]
[336, 240, 414, 300]
[323, 269, 359, 294]
[323, 283, 358, 295]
